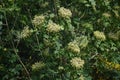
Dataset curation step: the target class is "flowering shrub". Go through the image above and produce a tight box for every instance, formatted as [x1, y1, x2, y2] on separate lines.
[0, 0, 120, 80]
[70, 57, 84, 69]
[93, 31, 106, 41]
[32, 61, 45, 71]
[67, 41, 80, 53]
[46, 20, 63, 33]
[32, 15, 45, 27]
[58, 7, 72, 18]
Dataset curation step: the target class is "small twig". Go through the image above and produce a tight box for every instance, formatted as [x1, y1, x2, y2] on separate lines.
[89, 53, 99, 60]
[14, 49, 32, 80]
[3, 11, 32, 80]
[53, 0, 58, 20]
[80, 11, 85, 19]
[35, 33, 41, 51]
[92, 5, 97, 12]
[27, 9, 41, 52]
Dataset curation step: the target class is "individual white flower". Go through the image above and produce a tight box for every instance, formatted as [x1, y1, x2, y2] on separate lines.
[58, 7, 72, 18]
[32, 15, 45, 27]
[70, 57, 84, 69]
[46, 21, 63, 33]
[32, 61, 45, 71]
[68, 41, 80, 53]
[94, 31, 106, 41]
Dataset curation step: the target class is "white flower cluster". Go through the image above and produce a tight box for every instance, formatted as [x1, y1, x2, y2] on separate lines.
[70, 57, 84, 69]
[46, 21, 62, 33]
[32, 15, 45, 27]
[58, 7, 72, 18]
[67, 41, 80, 53]
[94, 31, 106, 41]
[102, 13, 111, 18]
[32, 61, 45, 71]
[18, 26, 32, 39]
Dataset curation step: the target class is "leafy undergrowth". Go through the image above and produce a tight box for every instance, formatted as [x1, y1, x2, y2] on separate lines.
[0, 0, 120, 80]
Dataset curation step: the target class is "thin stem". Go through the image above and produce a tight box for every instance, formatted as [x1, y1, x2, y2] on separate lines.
[14, 49, 32, 80]
[53, 0, 58, 20]
[4, 11, 32, 80]
[80, 11, 85, 19]
[27, 9, 41, 52]
[35, 33, 41, 51]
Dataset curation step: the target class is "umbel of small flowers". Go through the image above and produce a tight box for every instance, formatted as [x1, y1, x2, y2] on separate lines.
[67, 41, 80, 53]
[17, 26, 33, 39]
[31, 61, 45, 71]
[32, 15, 45, 27]
[94, 31, 106, 41]
[102, 13, 111, 18]
[46, 20, 63, 33]
[58, 7, 72, 19]
[70, 57, 85, 69]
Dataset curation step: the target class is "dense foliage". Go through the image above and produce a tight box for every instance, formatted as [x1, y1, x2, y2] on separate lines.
[0, 0, 120, 80]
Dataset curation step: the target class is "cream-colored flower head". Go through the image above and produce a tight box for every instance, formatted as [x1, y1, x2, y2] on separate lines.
[58, 66, 64, 70]
[58, 7, 72, 18]
[32, 61, 45, 71]
[46, 21, 63, 33]
[68, 41, 80, 53]
[70, 57, 84, 69]
[102, 13, 111, 18]
[94, 31, 106, 41]
[18, 26, 32, 39]
[32, 15, 45, 27]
